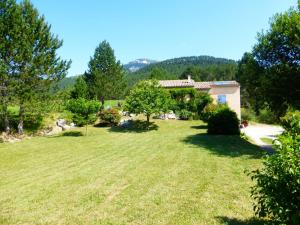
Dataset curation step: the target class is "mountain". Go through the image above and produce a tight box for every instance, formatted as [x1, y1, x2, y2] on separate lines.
[125, 55, 238, 87]
[123, 58, 158, 72]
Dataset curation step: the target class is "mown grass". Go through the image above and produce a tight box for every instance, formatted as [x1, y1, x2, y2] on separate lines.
[0, 120, 264, 225]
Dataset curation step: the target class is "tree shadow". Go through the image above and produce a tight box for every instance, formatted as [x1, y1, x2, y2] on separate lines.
[182, 133, 264, 158]
[61, 131, 84, 137]
[216, 216, 268, 225]
[190, 125, 208, 129]
[109, 120, 159, 133]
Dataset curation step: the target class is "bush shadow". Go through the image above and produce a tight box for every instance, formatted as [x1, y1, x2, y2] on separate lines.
[109, 120, 159, 133]
[182, 133, 264, 158]
[216, 216, 268, 225]
[61, 131, 84, 137]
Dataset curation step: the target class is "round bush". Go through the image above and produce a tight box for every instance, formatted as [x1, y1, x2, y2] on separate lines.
[99, 108, 121, 126]
[207, 107, 240, 135]
[177, 109, 193, 120]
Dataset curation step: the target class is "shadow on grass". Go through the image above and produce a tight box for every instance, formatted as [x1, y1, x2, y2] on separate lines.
[182, 133, 264, 158]
[190, 125, 208, 130]
[109, 120, 159, 133]
[216, 216, 268, 225]
[61, 131, 84, 137]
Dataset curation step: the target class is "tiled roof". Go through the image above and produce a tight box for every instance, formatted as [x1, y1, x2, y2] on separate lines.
[194, 82, 211, 89]
[159, 80, 239, 89]
[159, 79, 195, 88]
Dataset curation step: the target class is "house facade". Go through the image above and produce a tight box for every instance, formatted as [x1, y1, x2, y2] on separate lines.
[159, 76, 241, 119]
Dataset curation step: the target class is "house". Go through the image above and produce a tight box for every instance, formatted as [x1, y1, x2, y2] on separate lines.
[159, 75, 241, 119]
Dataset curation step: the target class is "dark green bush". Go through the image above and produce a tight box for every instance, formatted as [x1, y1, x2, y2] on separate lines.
[177, 109, 193, 120]
[99, 108, 121, 126]
[207, 107, 240, 135]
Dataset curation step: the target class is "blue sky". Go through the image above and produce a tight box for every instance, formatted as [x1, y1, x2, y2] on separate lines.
[30, 0, 297, 76]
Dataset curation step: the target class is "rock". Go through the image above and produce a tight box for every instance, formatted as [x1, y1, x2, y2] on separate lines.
[62, 125, 71, 131]
[57, 119, 66, 128]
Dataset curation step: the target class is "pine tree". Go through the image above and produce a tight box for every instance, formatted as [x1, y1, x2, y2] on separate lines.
[0, 0, 71, 134]
[85, 41, 125, 106]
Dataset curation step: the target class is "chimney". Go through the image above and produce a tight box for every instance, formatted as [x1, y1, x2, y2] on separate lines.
[187, 75, 191, 83]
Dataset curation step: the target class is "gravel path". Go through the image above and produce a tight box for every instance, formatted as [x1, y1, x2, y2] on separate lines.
[241, 123, 284, 153]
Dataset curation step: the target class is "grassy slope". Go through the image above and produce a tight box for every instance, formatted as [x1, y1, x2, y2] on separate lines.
[0, 120, 263, 225]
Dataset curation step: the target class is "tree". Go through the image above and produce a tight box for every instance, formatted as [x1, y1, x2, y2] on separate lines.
[85, 41, 125, 106]
[124, 80, 170, 125]
[236, 53, 265, 114]
[71, 76, 88, 99]
[239, 3, 300, 117]
[66, 98, 100, 135]
[0, 0, 19, 133]
[0, 0, 71, 134]
[149, 67, 168, 80]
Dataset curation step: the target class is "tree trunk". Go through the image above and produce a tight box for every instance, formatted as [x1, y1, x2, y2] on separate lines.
[4, 113, 10, 133]
[2, 104, 10, 133]
[85, 124, 88, 136]
[18, 104, 24, 135]
[100, 96, 105, 109]
[146, 114, 150, 128]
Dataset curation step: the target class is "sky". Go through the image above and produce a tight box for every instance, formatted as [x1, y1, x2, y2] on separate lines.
[30, 0, 297, 77]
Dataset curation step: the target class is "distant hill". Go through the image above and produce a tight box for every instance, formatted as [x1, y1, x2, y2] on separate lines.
[125, 56, 238, 87]
[55, 75, 78, 90]
[123, 58, 158, 72]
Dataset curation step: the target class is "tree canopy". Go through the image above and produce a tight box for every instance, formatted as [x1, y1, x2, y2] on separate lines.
[124, 80, 171, 124]
[237, 3, 300, 116]
[0, 0, 71, 134]
[85, 41, 125, 104]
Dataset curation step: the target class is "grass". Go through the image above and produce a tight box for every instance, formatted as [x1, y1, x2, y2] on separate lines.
[0, 119, 264, 225]
[260, 137, 273, 145]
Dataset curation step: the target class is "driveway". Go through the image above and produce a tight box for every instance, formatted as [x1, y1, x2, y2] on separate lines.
[241, 123, 284, 153]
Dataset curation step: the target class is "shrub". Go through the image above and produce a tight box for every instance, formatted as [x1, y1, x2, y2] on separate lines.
[257, 107, 278, 124]
[200, 103, 219, 123]
[280, 110, 300, 136]
[207, 107, 240, 135]
[66, 98, 100, 135]
[99, 108, 121, 126]
[241, 107, 256, 122]
[177, 109, 193, 120]
[250, 133, 300, 224]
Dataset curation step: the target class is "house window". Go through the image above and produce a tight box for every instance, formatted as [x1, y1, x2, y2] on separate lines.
[217, 95, 226, 104]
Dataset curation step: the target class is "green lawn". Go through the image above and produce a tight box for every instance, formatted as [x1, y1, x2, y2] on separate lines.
[0, 120, 264, 225]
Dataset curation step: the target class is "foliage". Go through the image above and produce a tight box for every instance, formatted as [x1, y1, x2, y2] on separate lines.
[257, 107, 278, 124]
[71, 76, 88, 99]
[124, 80, 171, 124]
[85, 41, 125, 104]
[280, 109, 300, 136]
[207, 107, 240, 135]
[0, 0, 71, 134]
[177, 109, 193, 120]
[66, 98, 100, 134]
[195, 92, 213, 116]
[241, 107, 256, 122]
[99, 108, 121, 126]
[201, 103, 219, 123]
[238, 4, 300, 117]
[250, 116, 300, 224]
